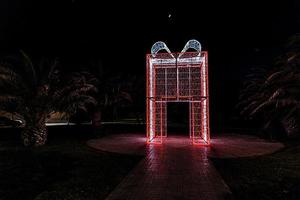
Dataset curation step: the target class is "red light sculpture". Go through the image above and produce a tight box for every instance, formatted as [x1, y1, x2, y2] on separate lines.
[146, 40, 210, 145]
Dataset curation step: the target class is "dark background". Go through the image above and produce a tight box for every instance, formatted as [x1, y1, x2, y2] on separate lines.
[0, 0, 299, 131]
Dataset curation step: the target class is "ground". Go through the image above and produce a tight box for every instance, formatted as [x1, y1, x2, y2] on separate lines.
[87, 133, 283, 200]
[212, 140, 300, 200]
[0, 130, 142, 200]
[0, 125, 299, 200]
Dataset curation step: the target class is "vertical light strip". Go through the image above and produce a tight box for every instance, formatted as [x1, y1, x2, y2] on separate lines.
[202, 55, 207, 142]
[160, 101, 163, 141]
[149, 59, 154, 141]
[176, 61, 179, 100]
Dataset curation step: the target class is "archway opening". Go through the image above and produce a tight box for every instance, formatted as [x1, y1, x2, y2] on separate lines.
[167, 102, 189, 136]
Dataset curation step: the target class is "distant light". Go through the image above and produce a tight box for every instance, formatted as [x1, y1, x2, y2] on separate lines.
[168, 14, 172, 18]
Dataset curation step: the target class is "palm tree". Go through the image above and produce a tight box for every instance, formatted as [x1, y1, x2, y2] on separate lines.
[85, 60, 135, 122]
[239, 34, 300, 138]
[0, 51, 97, 146]
[102, 74, 133, 120]
[80, 58, 144, 123]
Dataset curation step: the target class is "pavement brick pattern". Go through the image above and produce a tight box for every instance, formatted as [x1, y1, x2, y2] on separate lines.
[87, 134, 283, 200]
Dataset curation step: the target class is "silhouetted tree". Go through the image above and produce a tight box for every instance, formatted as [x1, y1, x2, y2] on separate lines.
[239, 34, 300, 138]
[86, 60, 144, 122]
[0, 51, 97, 146]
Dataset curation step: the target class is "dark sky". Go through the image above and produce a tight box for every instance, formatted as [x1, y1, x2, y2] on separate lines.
[1, 1, 298, 54]
[0, 0, 299, 129]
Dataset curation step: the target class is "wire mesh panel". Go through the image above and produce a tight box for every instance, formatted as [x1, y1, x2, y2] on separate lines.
[155, 101, 167, 137]
[146, 40, 210, 145]
[178, 67, 190, 97]
[191, 102, 203, 144]
[166, 67, 177, 98]
[190, 66, 202, 101]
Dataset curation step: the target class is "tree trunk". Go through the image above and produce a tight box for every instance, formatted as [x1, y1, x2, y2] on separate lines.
[282, 117, 299, 138]
[22, 113, 47, 147]
[92, 108, 102, 127]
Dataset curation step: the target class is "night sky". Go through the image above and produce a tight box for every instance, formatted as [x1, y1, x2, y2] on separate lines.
[0, 0, 299, 130]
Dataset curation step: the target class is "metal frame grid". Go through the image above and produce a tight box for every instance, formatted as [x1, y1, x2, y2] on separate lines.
[146, 51, 210, 145]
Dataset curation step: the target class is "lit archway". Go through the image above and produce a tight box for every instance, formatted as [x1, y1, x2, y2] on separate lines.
[146, 40, 210, 145]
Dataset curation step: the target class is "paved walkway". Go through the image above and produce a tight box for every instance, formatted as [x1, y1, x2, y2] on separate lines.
[87, 134, 283, 200]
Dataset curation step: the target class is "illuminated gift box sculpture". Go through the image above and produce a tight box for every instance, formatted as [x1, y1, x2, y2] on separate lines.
[146, 39, 210, 145]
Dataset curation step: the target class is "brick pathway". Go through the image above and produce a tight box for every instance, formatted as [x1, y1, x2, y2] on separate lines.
[87, 134, 283, 200]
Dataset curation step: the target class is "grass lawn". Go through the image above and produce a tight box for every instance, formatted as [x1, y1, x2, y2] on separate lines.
[0, 135, 142, 200]
[212, 141, 300, 200]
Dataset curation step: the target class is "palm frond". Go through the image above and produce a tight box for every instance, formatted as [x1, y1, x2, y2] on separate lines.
[0, 64, 28, 94]
[20, 50, 37, 86]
